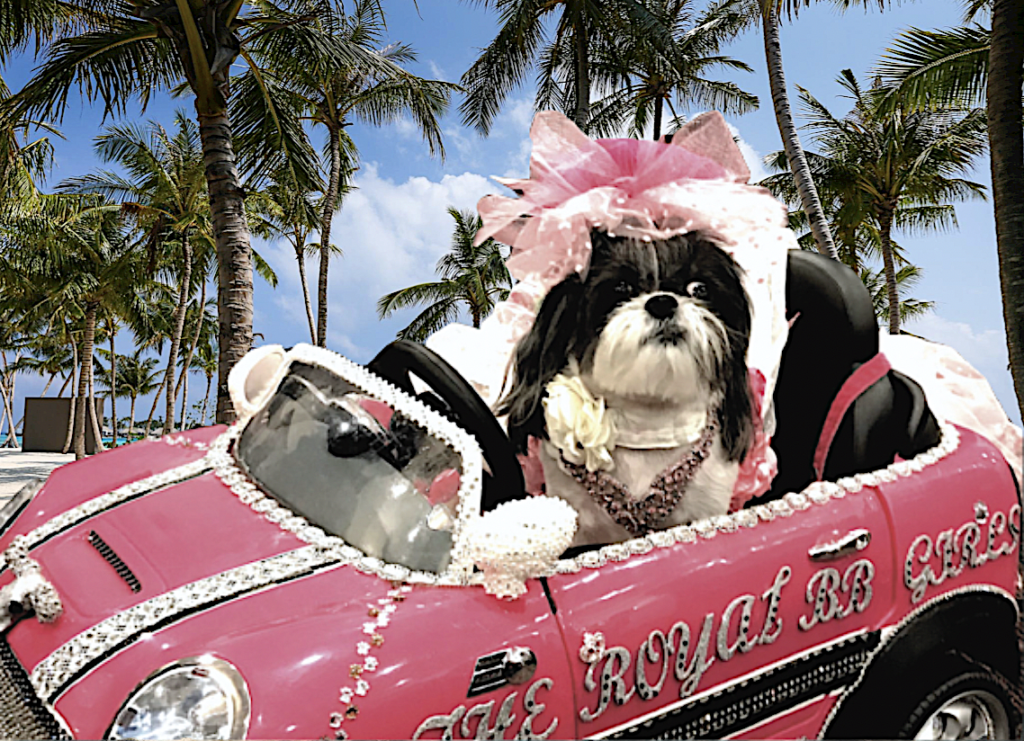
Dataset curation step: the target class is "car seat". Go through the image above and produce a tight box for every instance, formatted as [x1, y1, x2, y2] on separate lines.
[757, 251, 941, 502]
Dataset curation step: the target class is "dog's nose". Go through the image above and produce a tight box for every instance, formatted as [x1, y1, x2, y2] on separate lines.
[645, 294, 678, 320]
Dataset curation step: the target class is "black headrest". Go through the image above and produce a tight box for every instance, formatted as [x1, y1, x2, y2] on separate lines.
[764, 251, 939, 499]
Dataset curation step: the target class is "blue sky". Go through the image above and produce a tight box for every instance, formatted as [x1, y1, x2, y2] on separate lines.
[4, 0, 1020, 428]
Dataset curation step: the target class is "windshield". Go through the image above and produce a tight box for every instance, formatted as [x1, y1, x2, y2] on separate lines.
[236, 362, 463, 574]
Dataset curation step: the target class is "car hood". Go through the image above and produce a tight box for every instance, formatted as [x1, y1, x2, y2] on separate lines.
[1, 427, 308, 675]
[0, 428, 548, 741]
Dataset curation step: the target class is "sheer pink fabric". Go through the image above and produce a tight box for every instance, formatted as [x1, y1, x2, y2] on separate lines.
[477, 110, 751, 296]
[431, 110, 794, 503]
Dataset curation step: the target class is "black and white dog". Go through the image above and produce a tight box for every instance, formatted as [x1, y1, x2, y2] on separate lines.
[500, 229, 755, 544]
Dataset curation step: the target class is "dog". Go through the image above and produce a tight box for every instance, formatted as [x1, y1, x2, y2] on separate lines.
[499, 229, 754, 546]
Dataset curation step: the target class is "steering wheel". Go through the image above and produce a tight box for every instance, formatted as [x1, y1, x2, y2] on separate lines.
[367, 340, 526, 512]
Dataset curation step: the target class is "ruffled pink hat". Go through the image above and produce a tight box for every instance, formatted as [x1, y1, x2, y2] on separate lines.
[469, 110, 798, 505]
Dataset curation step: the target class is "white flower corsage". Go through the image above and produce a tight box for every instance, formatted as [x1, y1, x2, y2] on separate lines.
[543, 372, 616, 471]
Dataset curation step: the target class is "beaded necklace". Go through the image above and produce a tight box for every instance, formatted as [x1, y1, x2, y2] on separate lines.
[559, 417, 717, 537]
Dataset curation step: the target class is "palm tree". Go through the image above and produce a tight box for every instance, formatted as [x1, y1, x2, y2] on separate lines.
[101, 349, 161, 440]
[763, 70, 987, 335]
[236, 0, 457, 349]
[460, 0, 668, 132]
[581, 0, 758, 140]
[192, 336, 218, 427]
[9, 0, 386, 424]
[860, 264, 935, 328]
[61, 113, 212, 436]
[176, 295, 216, 428]
[988, 0, 1024, 420]
[754, 0, 840, 259]
[248, 172, 332, 343]
[377, 208, 512, 341]
[1, 199, 149, 457]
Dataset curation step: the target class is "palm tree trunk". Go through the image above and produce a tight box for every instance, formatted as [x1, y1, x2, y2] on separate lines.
[0, 392, 8, 448]
[57, 371, 71, 398]
[129, 396, 137, 441]
[202, 373, 212, 425]
[317, 126, 342, 348]
[653, 97, 664, 141]
[73, 302, 98, 460]
[878, 209, 900, 335]
[197, 106, 253, 426]
[173, 276, 205, 414]
[573, 17, 591, 131]
[761, 8, 838, 260]
[109, 323, 117, 446]
[988, 0, 1024, 420]
[41, 372, 57, 397]
[179, 371, 189, 429]
[296, 245, 317, 344]
[62, 341, 78, 453]
[144, 373, 167, 438]
[163, 232, 193, 435]
[88, 360, 105, 453]
[0, 383, 15, 449]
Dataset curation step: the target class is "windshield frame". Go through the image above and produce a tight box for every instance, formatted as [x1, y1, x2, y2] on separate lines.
[209, 344, 484, 586]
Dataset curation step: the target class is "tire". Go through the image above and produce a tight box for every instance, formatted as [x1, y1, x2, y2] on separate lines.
[899, 671, 1016, 740]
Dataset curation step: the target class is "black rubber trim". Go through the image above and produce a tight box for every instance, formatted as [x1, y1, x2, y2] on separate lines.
[87, 531, 142, 593]
[609, 631, 881, 739]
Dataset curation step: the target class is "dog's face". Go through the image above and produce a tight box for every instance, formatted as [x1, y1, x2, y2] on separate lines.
[500, 230, 754, 461]
[576, 233, 751, 405]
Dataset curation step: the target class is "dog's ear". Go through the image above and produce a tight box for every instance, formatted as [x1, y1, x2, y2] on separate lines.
[498, 275, 583, 453]
[718, 356, 754, 463]
[717, 312, 755, 462]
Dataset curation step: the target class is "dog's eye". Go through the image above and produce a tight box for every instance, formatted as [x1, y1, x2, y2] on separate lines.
[686, 281, 708, 299]
[614, 280, 633, 296]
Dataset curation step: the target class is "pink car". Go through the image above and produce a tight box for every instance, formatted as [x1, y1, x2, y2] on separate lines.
[0, 252, 1020, 740]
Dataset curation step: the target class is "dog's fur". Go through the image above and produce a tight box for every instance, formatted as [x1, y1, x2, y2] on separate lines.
[499, 230, 754, 543]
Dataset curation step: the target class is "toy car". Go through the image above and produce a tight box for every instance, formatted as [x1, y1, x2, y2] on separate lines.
[0, 251, 1019, 740]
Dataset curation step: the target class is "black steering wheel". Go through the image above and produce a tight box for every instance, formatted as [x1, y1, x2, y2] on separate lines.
[367, 340, 526, 512]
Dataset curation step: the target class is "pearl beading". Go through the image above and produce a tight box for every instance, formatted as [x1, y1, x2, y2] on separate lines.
[209, 344, 485, 587]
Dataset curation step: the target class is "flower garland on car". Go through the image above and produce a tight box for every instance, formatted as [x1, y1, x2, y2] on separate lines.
[327, 582, 412, 739]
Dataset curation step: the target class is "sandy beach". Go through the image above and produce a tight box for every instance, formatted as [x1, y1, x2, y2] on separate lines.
[0, 449, 74, 502]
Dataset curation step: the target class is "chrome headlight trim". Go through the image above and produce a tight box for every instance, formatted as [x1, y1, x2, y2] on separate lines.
[105, 655, 251, 740]
[0, 478, 43, 538]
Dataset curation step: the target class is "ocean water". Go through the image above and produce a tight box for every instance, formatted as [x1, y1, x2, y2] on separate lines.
[8, 434, 133, 448]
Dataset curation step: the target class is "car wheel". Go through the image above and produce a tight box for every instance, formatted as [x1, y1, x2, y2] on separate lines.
[900, 672, 1015, 740]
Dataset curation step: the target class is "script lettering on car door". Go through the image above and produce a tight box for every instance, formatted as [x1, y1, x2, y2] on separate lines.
[578, 565, 792, 722]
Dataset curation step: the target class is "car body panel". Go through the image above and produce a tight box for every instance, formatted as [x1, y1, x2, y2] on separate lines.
[0, 429, 222, 551]
[7, 469, 306, 674]
[548, 479, 893, 739]
[51, 569, 572, 740]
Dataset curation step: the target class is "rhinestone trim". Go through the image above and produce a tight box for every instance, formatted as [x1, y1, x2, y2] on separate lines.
[0, 458, 211, 576]
[30, 545, 343, 702]
[209, 344, 485, 586]
[555, 424, 961, 574]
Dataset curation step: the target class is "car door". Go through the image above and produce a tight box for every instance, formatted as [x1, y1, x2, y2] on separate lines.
[544, 480, 895, 740]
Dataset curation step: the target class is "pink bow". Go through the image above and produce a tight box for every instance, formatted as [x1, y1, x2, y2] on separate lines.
[476, 110, 751, 291]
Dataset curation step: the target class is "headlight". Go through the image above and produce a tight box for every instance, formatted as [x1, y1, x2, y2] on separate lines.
[0, 478, 42, 537]
[107, 656, 250, 740]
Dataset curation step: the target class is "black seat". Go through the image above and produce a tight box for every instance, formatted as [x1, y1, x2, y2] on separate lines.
[759, 251, 941, 501]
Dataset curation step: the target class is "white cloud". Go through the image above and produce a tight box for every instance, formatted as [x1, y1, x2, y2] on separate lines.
[394, 117, 419, 140]
[905, 313, 1007, 371]
[257, 165, 502, 361]
[427, 60, 448, 83]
